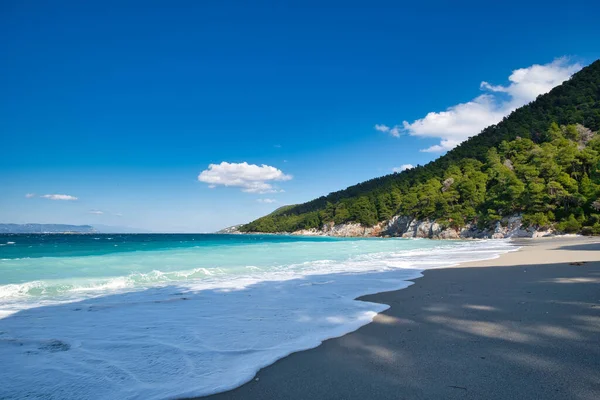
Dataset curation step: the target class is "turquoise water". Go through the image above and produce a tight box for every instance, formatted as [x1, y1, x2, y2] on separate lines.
[0, 234, 515, 399]
[0, 234, 486, 300]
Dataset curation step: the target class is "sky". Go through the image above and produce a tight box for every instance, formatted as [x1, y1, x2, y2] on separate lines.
[1, 0, 600, 232]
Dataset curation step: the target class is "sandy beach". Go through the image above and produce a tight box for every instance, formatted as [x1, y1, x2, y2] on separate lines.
[197, 236, 600, 400]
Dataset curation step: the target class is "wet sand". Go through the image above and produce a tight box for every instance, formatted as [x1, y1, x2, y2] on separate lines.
[196, 236, 600, 400]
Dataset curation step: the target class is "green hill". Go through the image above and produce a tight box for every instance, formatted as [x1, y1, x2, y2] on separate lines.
[241, 60, 600, 235]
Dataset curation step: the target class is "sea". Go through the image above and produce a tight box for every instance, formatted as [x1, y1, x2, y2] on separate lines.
[0, 234, 516, 399]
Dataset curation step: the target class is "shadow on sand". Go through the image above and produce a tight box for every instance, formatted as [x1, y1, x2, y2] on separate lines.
[554, 241, 600, 252]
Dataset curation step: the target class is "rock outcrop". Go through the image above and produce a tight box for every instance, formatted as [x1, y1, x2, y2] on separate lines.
[291, 221, 384, 237]
[290, 214, 556, 239]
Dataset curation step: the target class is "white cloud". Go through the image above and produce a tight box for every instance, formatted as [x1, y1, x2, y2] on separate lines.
[25, 193, 36, 198]
[89, 210, 103, 215]
[257, 198, 277, 203]
[374, 124, 401, 137]
[420, 139, 463, 153]
[393, 164, 414, 173]
[389, 126, 401, 137]
[198, 162, 292, 194]
[114, 213, 123, 217]
[375, 124, 390, 133]
[379, 58, 582, 152]
[41, 194, 78, 201]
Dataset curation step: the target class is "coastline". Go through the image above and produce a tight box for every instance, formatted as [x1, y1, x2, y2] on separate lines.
[195, 236, 600, 400]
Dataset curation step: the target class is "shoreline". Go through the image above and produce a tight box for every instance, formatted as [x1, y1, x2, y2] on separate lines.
[195, 236, 600, 400]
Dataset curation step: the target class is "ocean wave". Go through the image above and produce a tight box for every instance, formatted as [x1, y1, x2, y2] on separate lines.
[0, 267, 228, 300]
[0, 240, 515, 302]
[0, 240, 508, 300]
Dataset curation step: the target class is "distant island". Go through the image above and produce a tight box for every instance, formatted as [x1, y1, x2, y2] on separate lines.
[0, 224, 96, 234]
[239, 60, 600, 238]
[0, 224, 150, 234]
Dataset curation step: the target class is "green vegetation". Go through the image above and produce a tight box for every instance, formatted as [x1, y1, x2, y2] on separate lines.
[241, 60, 600, 235]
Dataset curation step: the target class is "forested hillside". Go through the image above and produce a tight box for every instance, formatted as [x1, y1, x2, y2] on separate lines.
[241, 60, 600, 234]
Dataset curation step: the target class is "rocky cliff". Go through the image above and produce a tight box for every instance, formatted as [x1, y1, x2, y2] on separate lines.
[290, 214, 555, 239]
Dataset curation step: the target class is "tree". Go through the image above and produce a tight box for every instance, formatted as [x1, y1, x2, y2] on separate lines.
[334, 203, 350, 224]
[350, 197, 378, 226]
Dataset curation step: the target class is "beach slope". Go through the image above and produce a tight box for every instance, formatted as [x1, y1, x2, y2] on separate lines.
[197, 237, 600, 400]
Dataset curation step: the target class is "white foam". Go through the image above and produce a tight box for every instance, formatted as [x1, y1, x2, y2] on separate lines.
[0, 239, 516, 400]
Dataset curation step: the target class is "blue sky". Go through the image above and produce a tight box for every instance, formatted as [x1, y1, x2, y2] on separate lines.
[1, 0, 599, 232]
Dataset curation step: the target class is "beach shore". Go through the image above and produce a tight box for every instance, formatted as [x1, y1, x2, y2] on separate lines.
[196, 236, 600, 400]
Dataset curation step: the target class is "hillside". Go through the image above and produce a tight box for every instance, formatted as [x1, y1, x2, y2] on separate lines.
[240, 60, 600, 235]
